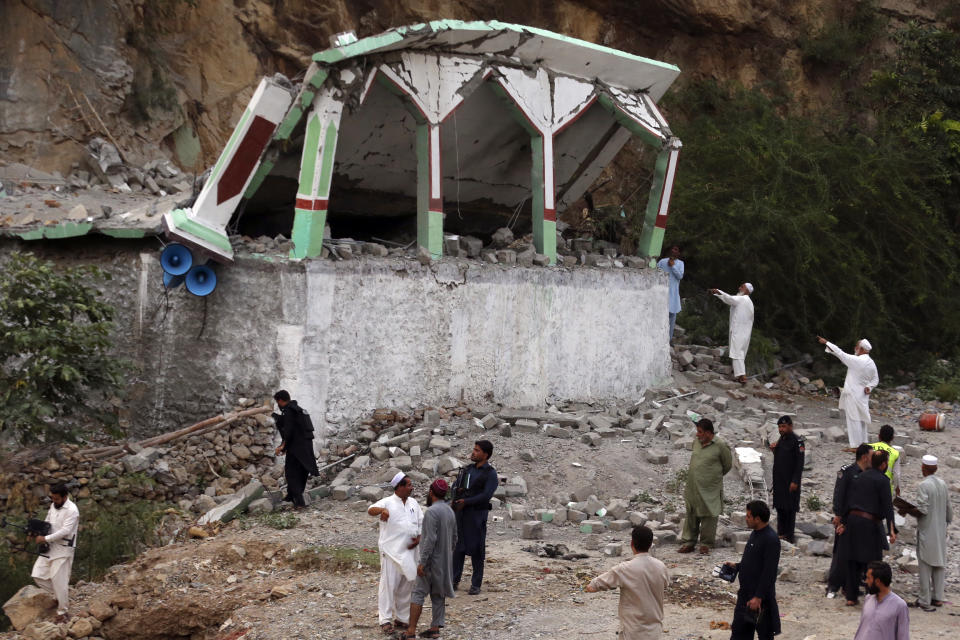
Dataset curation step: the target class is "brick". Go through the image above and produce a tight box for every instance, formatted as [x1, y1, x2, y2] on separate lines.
[580, 519, 607, 534]
[603, 543, 623, 557]
[535, 509, 555, 523]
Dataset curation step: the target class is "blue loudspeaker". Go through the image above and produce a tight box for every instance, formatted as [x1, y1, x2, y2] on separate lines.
[160, 243, 193, 276]
[163, 272, 185, 289]
[184, 264, 217, 297]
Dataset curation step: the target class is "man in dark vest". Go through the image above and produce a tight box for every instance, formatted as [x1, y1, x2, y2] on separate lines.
[452, 440, 498, 595]
[826, 444, 872, 598]
[770, 415, 804, 543]
[272, 390, 319, 508]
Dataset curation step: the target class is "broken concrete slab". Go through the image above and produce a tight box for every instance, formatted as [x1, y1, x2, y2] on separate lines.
[198, 480, 264, 524]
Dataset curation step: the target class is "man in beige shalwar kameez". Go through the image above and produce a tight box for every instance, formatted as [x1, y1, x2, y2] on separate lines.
[585, 525, 669, 640]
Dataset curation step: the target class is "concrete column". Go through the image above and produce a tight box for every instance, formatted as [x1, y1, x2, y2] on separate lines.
[291, 94, 343, 260]
[636, 140, 681, 262]
[417, 122, 444, 259]
[531, 134, 557, 263]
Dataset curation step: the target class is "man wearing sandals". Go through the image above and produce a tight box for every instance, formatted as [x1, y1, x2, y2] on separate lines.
[368, 472, 423, 635]
[679, 419, 732, 555]
[401, 478, 457, 639]
[897, 454, 951, 612]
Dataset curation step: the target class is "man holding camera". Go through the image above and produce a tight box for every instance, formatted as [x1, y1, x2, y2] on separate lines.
[31, 483, 79, 623]
[452, 440, 498, 595]
[724, 500, 780, 640]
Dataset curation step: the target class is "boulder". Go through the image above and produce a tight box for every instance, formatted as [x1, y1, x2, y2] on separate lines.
[2, 585, 57, 630]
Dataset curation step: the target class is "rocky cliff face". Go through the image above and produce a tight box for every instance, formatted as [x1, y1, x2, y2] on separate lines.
[0, 0, 949, 174]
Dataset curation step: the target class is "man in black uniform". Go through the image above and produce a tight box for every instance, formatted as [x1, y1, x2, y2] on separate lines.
[452, 440, 498, 595]
[840, 449, 896, 606]
[827, 444, 873, 598]
[770, 415, 804, 543]
[272, 390, 319, 508]
[725, 500, 781, 640]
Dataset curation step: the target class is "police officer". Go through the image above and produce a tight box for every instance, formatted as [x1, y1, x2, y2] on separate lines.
[770, 416, 804, 543]
[839, 449, 896, 606]
[826, 444, 873, 598]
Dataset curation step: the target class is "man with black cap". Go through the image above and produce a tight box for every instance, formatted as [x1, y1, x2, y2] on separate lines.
[770, 415, 804, 543]
[452, 440, 498, 595]
[826, 443, 873, 599]
[401, 478, 457, 640]
[272, 390, 319, 507]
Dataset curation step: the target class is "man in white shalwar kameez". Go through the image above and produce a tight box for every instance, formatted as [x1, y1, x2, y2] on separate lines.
[898, 455, 952, 611]
[709, 283, 754, 383]
[368, 472, 423, 634]
[31, 483, 79, 623]
[818, 336, 879, 448]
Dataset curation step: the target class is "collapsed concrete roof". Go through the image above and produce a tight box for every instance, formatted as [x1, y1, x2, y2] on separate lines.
[164, 20, 682, 265]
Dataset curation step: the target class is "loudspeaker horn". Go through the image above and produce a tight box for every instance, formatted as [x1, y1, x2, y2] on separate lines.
[163, 272, 185, 289]
[160, 243, 193, 276]
[184, 264, 217, 297]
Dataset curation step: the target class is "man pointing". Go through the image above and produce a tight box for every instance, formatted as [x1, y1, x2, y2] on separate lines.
[817, 336, 879, 448]
[710, 283, 754, 383]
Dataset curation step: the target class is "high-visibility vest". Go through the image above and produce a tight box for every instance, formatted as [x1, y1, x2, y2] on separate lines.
[871, 441, 899, 495]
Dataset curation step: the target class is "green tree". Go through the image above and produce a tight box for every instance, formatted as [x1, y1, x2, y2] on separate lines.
[0, 253, 126, 442]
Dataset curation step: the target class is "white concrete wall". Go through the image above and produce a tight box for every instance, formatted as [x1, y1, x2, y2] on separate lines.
[285, 259, 671, 432]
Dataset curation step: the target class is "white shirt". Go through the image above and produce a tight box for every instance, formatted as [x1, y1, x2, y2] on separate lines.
[372, 493, 423, 580]
[714, 291, 754, 360]
[825, 342, 879, 422]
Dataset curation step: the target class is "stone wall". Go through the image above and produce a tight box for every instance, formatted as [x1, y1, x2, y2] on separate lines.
[7, 242, 671, 437]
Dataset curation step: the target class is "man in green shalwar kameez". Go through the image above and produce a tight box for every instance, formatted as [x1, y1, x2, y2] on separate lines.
[679, 418, 733, 554]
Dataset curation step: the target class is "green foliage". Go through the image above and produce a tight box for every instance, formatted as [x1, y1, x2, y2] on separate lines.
[666, 467, 688, 494]
[806, 494, 823, 511]
[0, 253, 127, 442]
[258, 511, 300, 530]
[288, 546, 380, 572]
[800, 1, 887, 70]
[916, 358, 960, 402]
[662, 65, 960, 372]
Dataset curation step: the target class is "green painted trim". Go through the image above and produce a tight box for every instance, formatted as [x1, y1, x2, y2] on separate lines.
[645, 226, 665, 265]
[44, 222, 93, 239]
[308, 70, 328, 89]
[276, 71, 327, 142]
[243, 160, 275, 199]
[275, 106, 304, 141]
[316, 121, 339, 196]
[530, 134, 547, 255]
[289, 208, 328, 259]
[637, 149, 670, 258]
[542, 219, 557, 265]
[17, 229, 44, 240]
[169, 209, 232, 252]
[596, 94, 663, 146]
[311, 21, 680, 74]
[298, 114, 323, 196]
[102, 228, 148, 239]
[300, 90, 316, 110]
[209, 108, 252, 185]
[415, 123, 434, 256]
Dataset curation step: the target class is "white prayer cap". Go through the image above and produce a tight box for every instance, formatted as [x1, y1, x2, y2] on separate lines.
[922, 454, 938, 466]
[858, 338, 872, 352]
[743, 283, 754, 294]
[390, 471, 406, 487]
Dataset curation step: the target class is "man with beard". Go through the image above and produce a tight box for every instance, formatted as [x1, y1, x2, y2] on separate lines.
[401, 478, 457, 639]
[31, 483, 79, 623]
[770, 415, 804, 543]
[817, 336, 879, 449]
[709, 283, 755, 383]
[826, 444, 873, 599]
[840, 449, 896, 606]
[724, 500, 780, 640]
[452, 440, 498, 595]
[272, 390, 319, 508]
[853, 561, 910, 640]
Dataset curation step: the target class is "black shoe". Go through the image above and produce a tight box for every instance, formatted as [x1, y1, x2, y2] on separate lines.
[467, 586, 480, 595]
[453, 582, 459, 591]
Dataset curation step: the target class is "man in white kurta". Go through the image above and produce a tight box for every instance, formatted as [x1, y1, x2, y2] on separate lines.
[818, 336, 879, 448]
[585, 525, 668, 640]
[31, 483, 79, 622]
[367, 472, 423, 632]
[900, 455, 952, 610]
[710, 283, 754, 382]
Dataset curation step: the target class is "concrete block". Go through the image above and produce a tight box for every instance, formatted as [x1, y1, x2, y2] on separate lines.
[349, 455, 370, 470]
[423, 410, 441, 427]
[521, 521, 544, 539]
[535, 509, 555, 523]
[628, 512, 648, 526]
[481, 414, 499, 429]
[580, 519, 607, 534]
[496, 249, 517, 264]
[359, 486, 383, 502]
[508, 504, 528, 521]
[655, 530, 678, 544]
[429, 437, 452, 452]
[514, 418, 539, 433]
[581, 432, 601, 446]
[796, 521, 832, 540]
[307, 486, 331, 500]
[332, 486, 354, 501]
[519, 449, 535, 462]
[825, 427, 847, 443]
[499, 424, 513, 437]
[603, 543, 622, 557]
[645, 449, 669, 464]
[437, 456, 464, 474]
[904, 443, 924, 457]
[247, 497, 273, 515]
[392, 455, 414, 471]
[491, 227, 514, 248]
[567, 509, 588, 524]
[588, 415, 615, 430]
[944, 456, 960, 469]
[460, 235, 483, 257]
[546, 425, 572, 439]
[409, 446, 422, 465]
[553, 507, 568, 524]
[608, 519, 632, 531]
[712, 397, 729, 411]
[678, 350, 695, 367]
[198, 480, 264, 524]
[606, 499, 630, 519]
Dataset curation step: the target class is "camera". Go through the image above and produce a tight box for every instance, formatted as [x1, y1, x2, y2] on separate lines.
[712, 563, 738, 582]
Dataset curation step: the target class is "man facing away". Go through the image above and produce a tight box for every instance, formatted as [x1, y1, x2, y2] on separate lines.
[897, 454, 952, 612]
[657, 245, 684, 344]
[31, 483, 79, 624]
[452, 440, 498, 595]
[679, 418, 733, 555]
[826, 444, 873, 599]
[817, 336, 879, 449]
[770, 415, 804, 544]
[725, 500, 781, 640]
[272, 390, 319, 507]
[367, 472, 423, 635]
[870, 425, 902, 498]
[709, 283, 755, 383]
[401, 478, 457, 639]
[585, 525, 669, 640]
[839, 450, 896, 606]
[853, 561, 910, 640]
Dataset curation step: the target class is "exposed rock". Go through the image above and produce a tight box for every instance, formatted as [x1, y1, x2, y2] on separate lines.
[2, 585, 57, 631]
